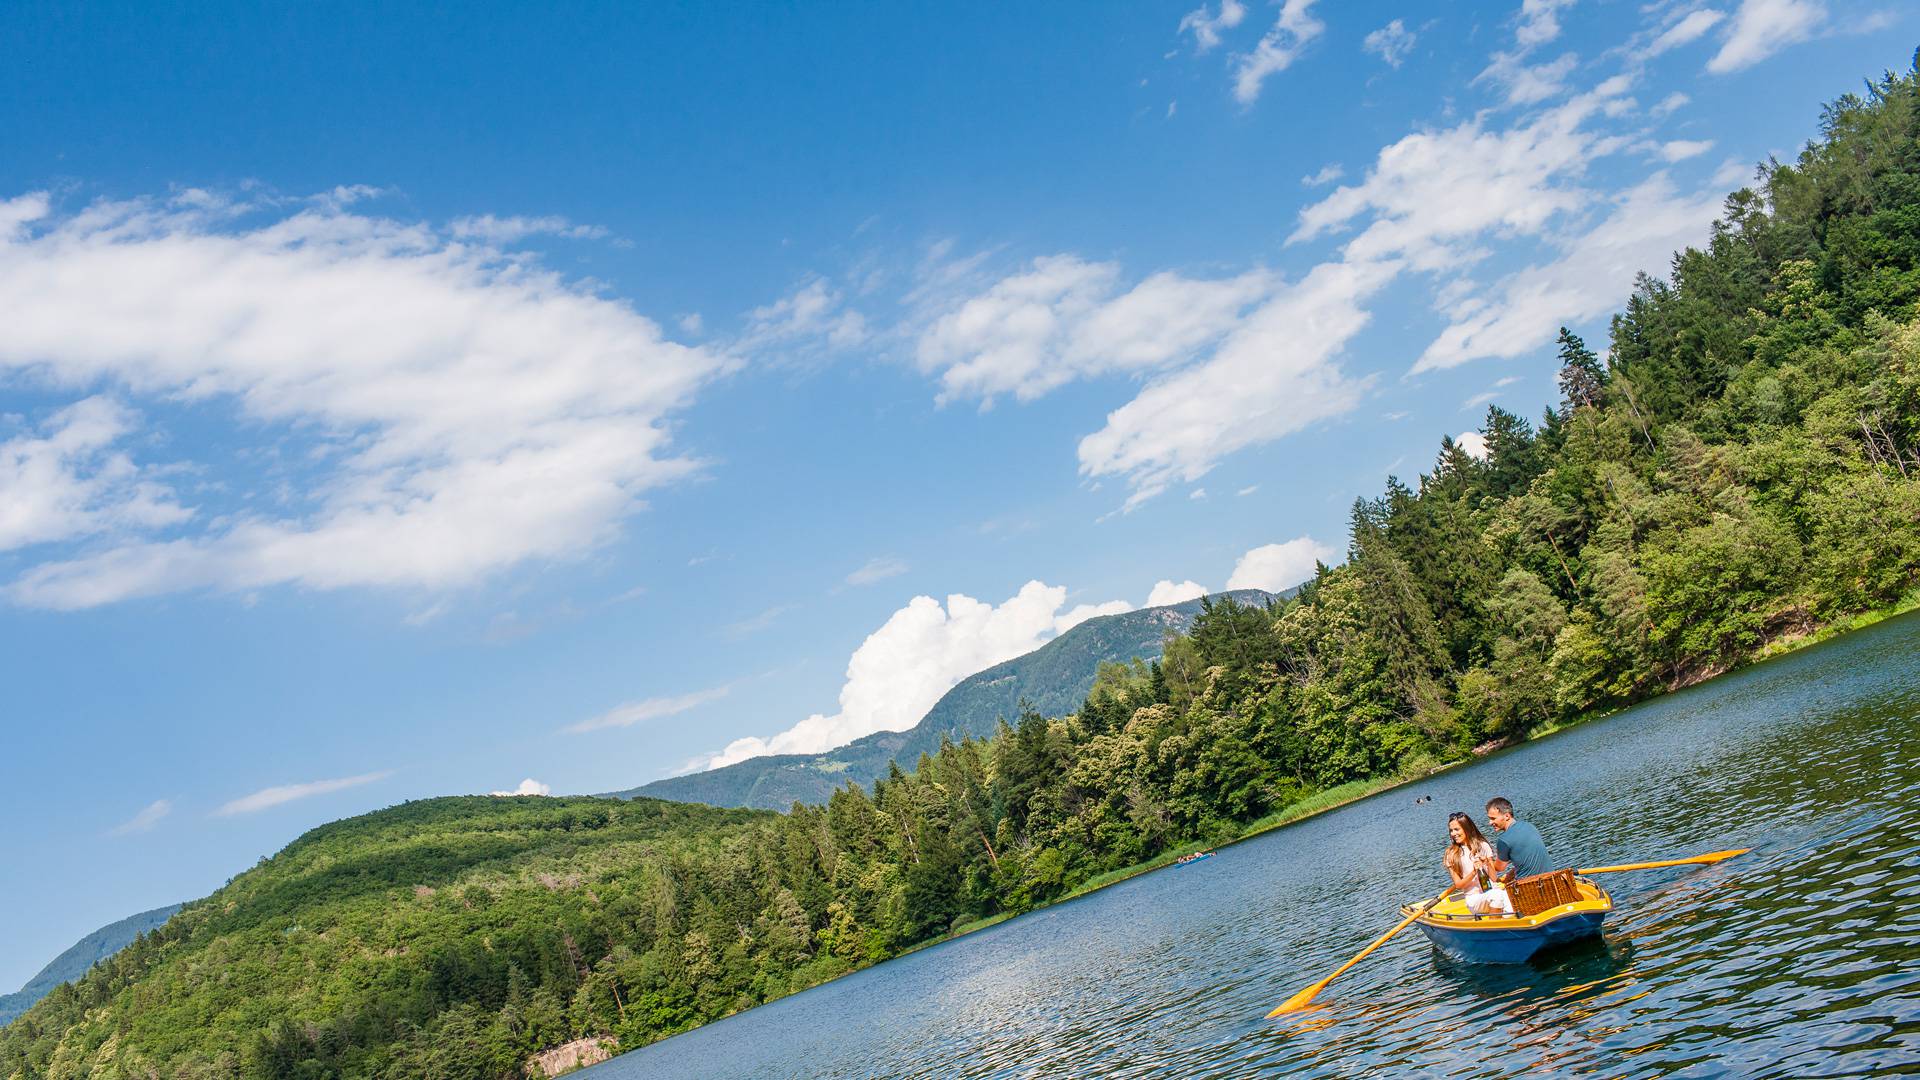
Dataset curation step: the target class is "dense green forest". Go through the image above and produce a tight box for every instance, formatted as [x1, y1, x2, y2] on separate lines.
[7, 61, 1920, 1080]
[612, 588, 1276, 810]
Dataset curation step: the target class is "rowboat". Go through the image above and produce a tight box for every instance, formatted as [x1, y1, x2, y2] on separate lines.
[1400, 875, 1612, 964]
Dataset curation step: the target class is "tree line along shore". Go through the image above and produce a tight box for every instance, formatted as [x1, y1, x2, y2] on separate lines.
[6, 58, 1920, 1080]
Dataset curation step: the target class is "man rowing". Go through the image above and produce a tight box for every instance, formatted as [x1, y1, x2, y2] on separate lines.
[1485, 796, 1553, 881]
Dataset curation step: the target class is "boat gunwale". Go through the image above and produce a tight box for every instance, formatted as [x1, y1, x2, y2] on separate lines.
[1398, 876, 1612, 932]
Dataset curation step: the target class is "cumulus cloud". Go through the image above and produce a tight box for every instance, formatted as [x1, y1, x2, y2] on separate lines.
[1707, 0, 1823, 73]
[846, 556, 909, 586]
[568, 686, 730, 733]
[916, 256, 1273, 405]
[1232, 0, 1324, 105]
[1415, 171, 1724, 371]
[0, 397, 191, 552]
[216, 771, 391, 816]
[489, 778, 552, 796]
[0, 190, 729, 610]
[1652, 91, 1691, 117]
[1477, 51, 1579, 106]
[1364, 19, 1417, 67]
[1226, 537, 1336, 592]
[1146, 579, 1209, 606]
[691, 581, 1107, 770]
[1056, 598, 1134, 632]
[109, 799, 173, 836]
[1177, 0, 1246, 52]
[1456, 431, 1493, 459]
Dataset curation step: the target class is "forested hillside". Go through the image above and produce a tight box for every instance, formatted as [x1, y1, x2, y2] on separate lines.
[6, 60, 1920, 1080]
[612, 588, 1276, 810]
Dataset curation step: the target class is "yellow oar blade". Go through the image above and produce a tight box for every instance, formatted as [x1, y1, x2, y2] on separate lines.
[1267, 978, 1333, 1017]
[1577, 848, 1749, 875]
[1265, 887, 1453, 1017]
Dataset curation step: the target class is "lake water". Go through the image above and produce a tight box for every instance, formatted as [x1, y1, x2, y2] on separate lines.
[585, 613, 1920, 1078]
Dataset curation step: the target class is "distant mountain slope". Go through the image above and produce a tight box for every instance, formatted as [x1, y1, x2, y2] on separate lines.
[0, 902, 182, 1025]
[611, 589, 1280, 809]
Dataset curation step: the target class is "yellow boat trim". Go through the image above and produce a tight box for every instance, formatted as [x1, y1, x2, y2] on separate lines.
[1398, 876, 1613, 931]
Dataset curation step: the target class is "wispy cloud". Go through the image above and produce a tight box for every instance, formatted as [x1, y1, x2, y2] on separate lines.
[216, 772, 391, 816]
[846, 556, 909, 586]
[1232, 0, 1325, 105]
[1707, 0, 1824, 74]
[446, 214, 609, 243]
[109, 798, 172, 836]
[1363, 19, 1416, 68]
[568, 686, 730, 733]
[1177, 0, 1246, 53]
[722, 605, 791, 639]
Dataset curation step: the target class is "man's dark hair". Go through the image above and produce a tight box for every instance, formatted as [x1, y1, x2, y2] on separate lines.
[1486, 797, 1514, 814]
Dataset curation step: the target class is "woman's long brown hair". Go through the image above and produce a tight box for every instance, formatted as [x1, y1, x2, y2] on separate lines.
[1445, 811, 1492, 875]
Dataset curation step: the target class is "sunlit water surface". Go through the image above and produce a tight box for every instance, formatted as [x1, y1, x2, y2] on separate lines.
[585, 614, 1920, 1078]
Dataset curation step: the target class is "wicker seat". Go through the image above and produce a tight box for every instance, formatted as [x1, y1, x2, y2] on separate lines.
[1507, 868, 1579, 917]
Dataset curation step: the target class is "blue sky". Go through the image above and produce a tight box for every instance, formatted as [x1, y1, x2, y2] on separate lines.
[1, 0, 1912, 987]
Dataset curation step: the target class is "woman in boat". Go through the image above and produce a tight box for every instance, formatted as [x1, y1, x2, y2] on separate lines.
[1445, 812, 1514, 915]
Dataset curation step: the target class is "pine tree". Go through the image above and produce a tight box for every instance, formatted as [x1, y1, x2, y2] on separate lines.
[1556, 326, 1607, 411]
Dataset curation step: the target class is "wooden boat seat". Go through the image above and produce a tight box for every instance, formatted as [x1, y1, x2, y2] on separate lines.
[1507, 868, 1579, 917]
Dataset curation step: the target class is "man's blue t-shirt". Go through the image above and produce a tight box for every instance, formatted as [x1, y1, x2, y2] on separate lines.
[1495, 819, 1553, 879]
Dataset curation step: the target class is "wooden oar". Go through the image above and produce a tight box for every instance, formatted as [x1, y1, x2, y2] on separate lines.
[1265, 886, 1455, 1017]
[1576, 848, 1749, 875]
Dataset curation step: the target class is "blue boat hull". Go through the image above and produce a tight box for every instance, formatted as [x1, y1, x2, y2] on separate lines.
[1414, 910, 1608, 964]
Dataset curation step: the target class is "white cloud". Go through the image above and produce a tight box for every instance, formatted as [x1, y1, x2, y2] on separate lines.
[447, 214, 608, 243]
[0, 190, 729, 610]
[1178, 0, 1246, 52]
[1302, 164, 1345, 187]
[689, 581, 1122, 770]
[1707, 0, 1823, 73]
[1293, 89, 1629, 270]
[1147, 579, 1209, 606]
[1237, 484, 1260, 496]
[489, 778, 552, 796]
[1057, 598, 1134, 632]
[0, 397, 191, 552]
[1189, 487, 1208, 500]
[1415, 171, 1723, 372]
[1652, 91, 1691, 117]
[1517, 0, 1578, 48]
[742, 277, 869, 353]
[1477, 51, 1579, 106]
[1232, 0, 1325, 105]
[109, 798, 172, 836]
[916, 255, 1273, 405]
[722, 605, 790, 638]
[1643, 9, 1727, 57]
[1457, 431, 1493, 459]
[1076, 258, 1388, 510]
[1364, 19, 1417, 67]
[846, 556, 909, 586]
[1660, 139, 1715, 161]
[568, 686, 730, 733]
[216, 771, 391, 816]
[1226, 537, 1335, 592]
[1463, 390, 1502, 410]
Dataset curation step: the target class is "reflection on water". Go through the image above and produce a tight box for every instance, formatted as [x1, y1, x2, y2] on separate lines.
[584, 614, 1920, 1079]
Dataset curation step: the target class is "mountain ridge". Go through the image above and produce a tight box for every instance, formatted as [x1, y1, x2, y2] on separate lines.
[0, 903, 182, 1026]
[608, 588, 1282, 809]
